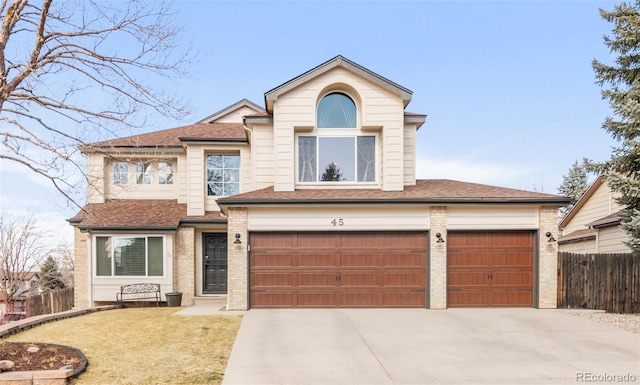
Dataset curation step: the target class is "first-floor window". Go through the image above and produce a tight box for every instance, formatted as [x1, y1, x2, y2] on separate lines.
[96, 236, 164, 277]
[207, 155, 240, 196]
[298, 135, 375, 182]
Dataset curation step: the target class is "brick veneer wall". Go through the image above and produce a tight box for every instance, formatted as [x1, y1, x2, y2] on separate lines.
[429, 206, 447, 309]
[227, 207, 248, 310]
[73, 227, 89, 308]
[538, 205, 560, 308]
[174, 227, 195, 306]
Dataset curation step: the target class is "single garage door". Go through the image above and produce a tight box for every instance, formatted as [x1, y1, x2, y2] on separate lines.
[250, 232, 427, 308]
[447, 231, 534, 307]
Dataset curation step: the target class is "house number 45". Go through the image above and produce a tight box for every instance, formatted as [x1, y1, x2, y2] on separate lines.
[331, 218, 344, 226]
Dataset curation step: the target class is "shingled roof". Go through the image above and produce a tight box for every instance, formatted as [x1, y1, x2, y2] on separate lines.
[83, 123, 247, 150]
[68, 200, 227, 231]
[218, 179, 570, 206]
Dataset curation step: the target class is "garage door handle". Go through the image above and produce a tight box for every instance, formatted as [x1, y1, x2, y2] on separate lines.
[336, 273, 341, 281]
[487, 272, 493, 279]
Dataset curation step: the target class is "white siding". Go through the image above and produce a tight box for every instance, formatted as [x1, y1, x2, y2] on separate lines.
[187, 146, 205, 215]
[86, 154, 105, 204]
[252, 125, 275, 190]
[248, 206, 430, 231]
[447, 206, 539, 229]
[598, 226, 632, 253]
[212, 106, 260, 124]
[177, 153, 188, 203]
[560, 240, 597, 254]
[403, 125, 417, 185]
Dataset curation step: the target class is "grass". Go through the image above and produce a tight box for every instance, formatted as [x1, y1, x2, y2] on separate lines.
[3, 308, 242, 385]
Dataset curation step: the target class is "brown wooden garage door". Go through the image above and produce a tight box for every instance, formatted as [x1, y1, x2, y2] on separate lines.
[447, 231, 534, 307]
[250, 232, 427, 308]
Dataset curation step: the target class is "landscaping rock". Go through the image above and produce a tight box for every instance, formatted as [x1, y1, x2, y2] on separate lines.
[59, 365, 74, 371]
[27, 346, 40, 353]
[0, 360, 15, 371]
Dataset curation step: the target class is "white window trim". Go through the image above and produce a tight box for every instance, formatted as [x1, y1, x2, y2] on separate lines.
[93, 234, 167, 278]
[295, 130, 379, 186]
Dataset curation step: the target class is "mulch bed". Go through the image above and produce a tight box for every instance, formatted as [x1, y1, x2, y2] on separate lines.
[0, 342, 84, 372]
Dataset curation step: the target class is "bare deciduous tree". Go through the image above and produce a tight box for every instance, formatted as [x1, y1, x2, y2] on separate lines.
[0, 0, 192, 205]
[0, 214, 50, 312]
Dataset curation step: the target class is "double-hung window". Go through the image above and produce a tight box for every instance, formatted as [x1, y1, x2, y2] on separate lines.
[207, 155, 240, 196]
[298, 92, 376, 183]
[96, 236, 164, 277]
[113, 162, 128, 184]
[136, 162, 151, 184]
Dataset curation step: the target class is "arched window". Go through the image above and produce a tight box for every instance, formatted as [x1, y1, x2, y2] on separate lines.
[316, 92, 357, 128]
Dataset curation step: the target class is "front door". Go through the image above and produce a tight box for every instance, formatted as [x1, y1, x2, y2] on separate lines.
[203, 233, 228, 294]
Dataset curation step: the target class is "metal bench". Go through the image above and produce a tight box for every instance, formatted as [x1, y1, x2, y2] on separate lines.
[116, 283, 161, 306]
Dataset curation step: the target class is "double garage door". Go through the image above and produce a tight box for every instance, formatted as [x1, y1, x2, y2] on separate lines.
[249, 231, 535, 308]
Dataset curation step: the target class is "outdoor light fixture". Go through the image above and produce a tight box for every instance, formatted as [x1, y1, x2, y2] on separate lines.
[436, 232, 445, 243]
[545, 232, 556, 242]
[234, 233, 242, 244]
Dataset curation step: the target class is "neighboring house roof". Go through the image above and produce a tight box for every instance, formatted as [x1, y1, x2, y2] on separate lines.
[218, 179, 570, 206]
[558, 175, 605, 229]
[587, 211, 623, 228]
[264, 55, 413, 112]
[0, 270, 39, 281]
[68, 200, 227, 231]
[81, 123, 247, 151]
[557, 228, 597, 244]
[197, 99, 265, 123]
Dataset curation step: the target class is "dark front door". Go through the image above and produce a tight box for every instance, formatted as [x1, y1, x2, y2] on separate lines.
[203, 233, 228, 294]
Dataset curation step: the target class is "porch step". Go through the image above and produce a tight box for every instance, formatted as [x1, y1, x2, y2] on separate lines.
[193, 296, 227, 306]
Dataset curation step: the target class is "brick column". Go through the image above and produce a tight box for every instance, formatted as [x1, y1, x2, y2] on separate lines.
[429, 206, 447, 309]
[174, 227, 195, 306]
[538, 206, 560, 308]
[73, 227, 90, 308]
[227, 207, 248, 310]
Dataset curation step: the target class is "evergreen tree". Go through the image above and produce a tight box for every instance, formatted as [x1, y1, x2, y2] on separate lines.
[39, 255, 66, 291]
[321, 162, 343, 181]
[590, 1, 640, 252]
[558, 161, 589, 214]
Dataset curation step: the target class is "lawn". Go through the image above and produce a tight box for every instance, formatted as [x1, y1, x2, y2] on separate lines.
[3, 308, 242, 385]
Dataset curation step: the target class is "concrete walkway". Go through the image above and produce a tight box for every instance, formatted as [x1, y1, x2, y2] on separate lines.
[223, 308, 640, 385]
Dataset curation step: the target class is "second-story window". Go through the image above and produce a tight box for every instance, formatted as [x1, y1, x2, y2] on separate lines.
[113, 162, 128, 184]
[136, 162, 151, 184]
[158, 162, 174, 185]
[206, 155, 240, 196]
[298, 92, 375, 183]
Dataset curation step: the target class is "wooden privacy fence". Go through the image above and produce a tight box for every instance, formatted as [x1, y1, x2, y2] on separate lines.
[25, 287, 74, 317]
[557, 252, 640, 313]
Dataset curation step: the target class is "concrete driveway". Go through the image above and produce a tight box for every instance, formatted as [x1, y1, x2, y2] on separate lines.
[222, 308, 640, 385]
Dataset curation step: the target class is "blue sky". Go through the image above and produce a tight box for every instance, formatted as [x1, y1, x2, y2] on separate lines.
[0, 1, 621, 245]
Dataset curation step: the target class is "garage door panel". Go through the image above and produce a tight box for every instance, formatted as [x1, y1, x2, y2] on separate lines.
[340, 292, 380, 307]
[491, 252, 534, 267]
[383, 272, 425, 287]
[383, 253, 426, 267]
[251, 272, 293, 287]
[448, 252, 489, 267]
[383, 292, 425, 307]
[340, 272, 378, 287]
[490, 232, 534, 247]
[492, 271, 533, 286]
[251, 253, 292, 268]
[490, 290, 532, 306]
[449, 271, 489, 286]
[297, 272, 337, 287]
[251, 234, 295, 248]
[297, 292, 337, 307]
[449, 233, 490, 247]
[341, 253, 380, 267]
[251, 292, 294, 307]
[297, 233, 340, 248]
[297, 253, 337, 267]
[448, 290, 490, 307]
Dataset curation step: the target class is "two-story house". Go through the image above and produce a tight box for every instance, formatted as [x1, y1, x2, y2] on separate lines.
[69, 55, 569, 310]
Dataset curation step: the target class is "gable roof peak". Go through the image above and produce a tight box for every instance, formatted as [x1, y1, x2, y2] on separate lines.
[264, 55, 413, 113]
[197, 99, 265, 124]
